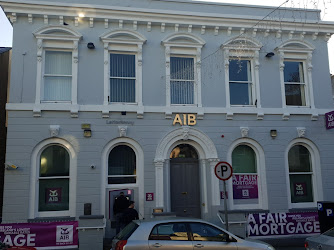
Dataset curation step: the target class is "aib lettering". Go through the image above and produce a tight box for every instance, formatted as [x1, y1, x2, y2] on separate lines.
[173, 114, 197, 126]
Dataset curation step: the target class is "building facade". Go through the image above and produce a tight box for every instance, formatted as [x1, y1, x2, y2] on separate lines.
[0, 47, 11, 219]
[1, 0, 334, 243]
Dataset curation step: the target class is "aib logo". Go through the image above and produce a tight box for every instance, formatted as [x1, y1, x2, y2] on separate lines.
[56, 225, 73, 243]
[46, 188, 62, 203]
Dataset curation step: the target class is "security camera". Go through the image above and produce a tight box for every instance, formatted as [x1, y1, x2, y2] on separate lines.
[4, 163, 18, 170]
[90, 165, 96, 169]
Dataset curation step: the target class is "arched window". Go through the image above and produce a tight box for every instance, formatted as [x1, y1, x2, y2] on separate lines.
[38, 145, 70, 212]
[288, 145, 314, 203]
[231, 145, 259, 206]
[108, 145, 136, 184]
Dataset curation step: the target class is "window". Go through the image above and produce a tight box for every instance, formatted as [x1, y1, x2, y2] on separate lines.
[232, 145, 258, 204]
[277, 40, 315, 108]
[44, 51, 72, 101]
[100, 30, 146, 114]
[222, 37, 262, 108]
[189, 223, 228, 242]
[108, 145, 136, 184]
[228, 139, 268, 210]
[170, 57, 194, 104]
[149, 223, 189, 241]
[39, 145, 70, 212]
[285, 139, 323, 209]
[33, 26, 82, 109]
[110, 54, 136, 103]
[162, 33, 205, 109]
[284, 61, 306, 106]
[229, 59, 253, 105]
[288, 145, 314, 203]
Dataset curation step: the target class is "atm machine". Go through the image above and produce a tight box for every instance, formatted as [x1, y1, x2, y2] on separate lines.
[109, 189, 134, 221]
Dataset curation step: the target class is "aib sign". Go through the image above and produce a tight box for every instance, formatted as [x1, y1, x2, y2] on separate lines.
[325, 111, 334, 129]
[46, 188, 62, 203]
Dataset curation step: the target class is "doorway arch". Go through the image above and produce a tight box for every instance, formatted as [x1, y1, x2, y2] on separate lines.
[154, 127, 219, 217]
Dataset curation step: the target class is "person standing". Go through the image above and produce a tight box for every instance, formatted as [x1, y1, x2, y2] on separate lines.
[121, 201, 139, 229]
[113, 192, 129, 234]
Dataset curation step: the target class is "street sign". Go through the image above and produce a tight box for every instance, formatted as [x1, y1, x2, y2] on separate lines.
[214, 161, 233, 181]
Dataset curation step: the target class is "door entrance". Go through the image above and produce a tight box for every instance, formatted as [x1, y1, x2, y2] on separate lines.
[170, 144, 201, 218]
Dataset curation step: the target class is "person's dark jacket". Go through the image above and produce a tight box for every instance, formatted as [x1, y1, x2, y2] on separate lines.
[122, 208, 139, 225]
[113, 195, 129, 215]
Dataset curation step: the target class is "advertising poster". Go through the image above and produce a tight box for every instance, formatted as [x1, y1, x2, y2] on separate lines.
[232, 174, 258, 199]
[0, 221, 78, 249]
[247, 212, 320, 238]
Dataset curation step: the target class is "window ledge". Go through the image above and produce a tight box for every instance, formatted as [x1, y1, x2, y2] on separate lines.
[28, 217, 75, 223]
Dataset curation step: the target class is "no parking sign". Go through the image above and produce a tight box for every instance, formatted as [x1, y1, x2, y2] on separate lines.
[214, 161, 233, 181]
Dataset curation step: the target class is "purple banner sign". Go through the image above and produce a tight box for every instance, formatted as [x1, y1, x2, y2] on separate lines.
[0, 221, 78, 248]
[248, 212, 320, 238]
[232, 174, 258, 199]
[325, 111, 334, 129]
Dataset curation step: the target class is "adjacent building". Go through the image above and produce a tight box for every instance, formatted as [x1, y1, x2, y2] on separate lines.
[0, 47, 11, 220]
[1, 0, 334, 245]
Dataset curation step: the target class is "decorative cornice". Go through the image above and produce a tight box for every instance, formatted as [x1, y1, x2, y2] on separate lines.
[2, 1, 334, 34]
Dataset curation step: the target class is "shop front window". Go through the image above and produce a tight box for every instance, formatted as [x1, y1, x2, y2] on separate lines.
[39, 145, 70, 212]
[108, 145, 136, 184]
[288, 145, 313, 203]
[232, 145, 259, 205]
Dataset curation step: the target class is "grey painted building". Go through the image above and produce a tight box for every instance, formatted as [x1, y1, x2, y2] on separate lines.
[1, 0, 334, 247]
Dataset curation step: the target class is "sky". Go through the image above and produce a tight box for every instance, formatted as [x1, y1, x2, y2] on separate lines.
[0, 0, 333, 73]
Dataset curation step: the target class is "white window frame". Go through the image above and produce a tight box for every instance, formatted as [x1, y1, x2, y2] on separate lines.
[162, 33, 205, 109]
[222, 37, 262, 108]
[285, 139, 323, 209]
[29, 138, 77, 218]
[33, 25, 82, 115]
[42, 49, 73, 103]
[100, 30, 146, 115]
[228, 58, 255, 106]
[227, 139, 268, 210]
[277, 40, 315, 109]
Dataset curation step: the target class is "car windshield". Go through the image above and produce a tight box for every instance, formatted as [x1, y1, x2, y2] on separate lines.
[323, 227, 334, 237]
[115, 221, 139, 240]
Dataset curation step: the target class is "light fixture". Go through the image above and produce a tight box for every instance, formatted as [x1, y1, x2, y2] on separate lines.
[87, 42, 95, 49]
[265, 52, 275, 58]
[270, 129, 277, 139]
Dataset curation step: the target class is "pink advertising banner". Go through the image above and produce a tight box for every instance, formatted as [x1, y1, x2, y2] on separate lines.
[232, 174, 258, 199]
[0, 221, 78, 249]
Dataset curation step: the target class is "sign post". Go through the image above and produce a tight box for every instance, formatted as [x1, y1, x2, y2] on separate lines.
[214, 161, 233, 231]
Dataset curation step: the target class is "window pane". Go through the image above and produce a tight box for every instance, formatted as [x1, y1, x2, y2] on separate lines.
[44, 76, 71, 101]
[39, 179, 69, 211]
[229, 82, 251, 105]
[40, 145, 69, 177]
[108, 145, 136, 175]
[108, 177, 136, 184]
[288, 145, 311, 172]
[149, 223, 189, 241]
[171, 57, 194, 80]
[229, 60, 251, 81]
[189, 223, 228, 242]
[110, 54, 135, 77]
[171, 80, 194, 104]
[170, 144, 198, 159]
[285, 84, 305, 106]
[110, 78, 135, 102]
[290, 174, 313, 203]
[232, 145, 256, 173]
[45, 51, 72, 75]
[284, 61, 303, 83]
